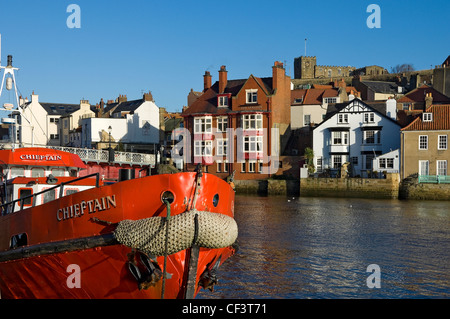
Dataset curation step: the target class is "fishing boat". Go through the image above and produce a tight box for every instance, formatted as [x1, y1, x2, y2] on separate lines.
[0, 147, 238, 298]
[0, 35, 238, 299]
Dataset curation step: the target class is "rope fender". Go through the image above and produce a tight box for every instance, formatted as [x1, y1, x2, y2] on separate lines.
[113, 210, 238, 256]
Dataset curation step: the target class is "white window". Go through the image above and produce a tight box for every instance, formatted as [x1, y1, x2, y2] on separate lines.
[423, 113, 433, 122]
[438, 135, 448, 150]
[332, 131, 348, 145]
[337, 113, 348, 123]
[324, 97, 337, 104]
[242, 114, 263, 130]
[387, 158, 394, 169]
[246, 89, 258, 104]
[52, 168, 65, 177]
[304, 114, 311, 126]
[216, 138, 228, 157]
[248, 161, 256, 173]
[31, 168, 45, 177]
[243, 136, 263, 153]
[194, 140, 212, 157]
[419, 135, 428, 150]
[419, 160, 429, 176]
[316, 157, 323, 172]
[10, 167, 25, 178]
[194, 117, 212, 134]
[241, 162, 246, 172]
[379, 158, 386, 169]
[217, 117, 228, 132]
[218, 95, 228, 107]
[364, 113, 375, 123]
[363, 130, 380, 144]
[332, 155, 342, 169]
[437, 160, 447, 176]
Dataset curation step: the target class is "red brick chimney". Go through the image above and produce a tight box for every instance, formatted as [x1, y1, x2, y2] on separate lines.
[203, 71, 212, 91]
[272, 61, 285, 91]
[143, 91, 154, 101]
[219, 65, 227, 94]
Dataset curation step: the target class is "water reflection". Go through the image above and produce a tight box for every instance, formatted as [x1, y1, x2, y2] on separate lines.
[199, 195, 450, 299]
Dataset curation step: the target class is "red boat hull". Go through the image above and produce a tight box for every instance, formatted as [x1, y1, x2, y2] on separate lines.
[0, 172, 237, 299]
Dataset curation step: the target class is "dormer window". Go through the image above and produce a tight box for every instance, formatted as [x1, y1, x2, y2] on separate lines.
[324, 97, 337, 104]
[218, 95, 229, 107]
[246, 89, 258, 104]
[423, 113, 433, 122]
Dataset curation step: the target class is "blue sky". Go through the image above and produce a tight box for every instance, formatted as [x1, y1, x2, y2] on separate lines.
[0, 0, 449, 113]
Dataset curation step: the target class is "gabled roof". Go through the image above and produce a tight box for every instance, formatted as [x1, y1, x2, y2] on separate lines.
[397, 84, 450, 104]
[314, 98, 400, 130]
[401, 104, 450, 131]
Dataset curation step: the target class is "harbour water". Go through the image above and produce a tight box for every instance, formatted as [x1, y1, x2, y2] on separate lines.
[199, 195, 450, 299]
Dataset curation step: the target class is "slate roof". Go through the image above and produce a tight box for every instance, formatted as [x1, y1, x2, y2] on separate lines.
[362, 80, 399, 94]
[40, 102, 80, 116]
[401, 104, 450, 131]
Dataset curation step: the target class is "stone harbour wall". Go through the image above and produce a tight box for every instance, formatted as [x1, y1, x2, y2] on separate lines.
[300, 174, 400, 199]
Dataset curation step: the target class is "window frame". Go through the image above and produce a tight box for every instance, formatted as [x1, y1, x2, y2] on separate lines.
[216, 117, 228, 132]
[194, 116, 212, 134]
[242, 114, 263, 130]
[438, 135, 448, 150]
[194, 140, 213, 157]
[419, 135, 428, 150]
[437, 160, 447, 176]
[245, 89, 258, 104]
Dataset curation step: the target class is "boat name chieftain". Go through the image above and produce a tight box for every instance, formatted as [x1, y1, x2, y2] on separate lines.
[56, 195, 117, 222]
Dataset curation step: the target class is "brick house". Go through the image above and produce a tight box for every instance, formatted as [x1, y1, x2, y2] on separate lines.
[181, 62, 291, 180]
[400, 104, 450, 180]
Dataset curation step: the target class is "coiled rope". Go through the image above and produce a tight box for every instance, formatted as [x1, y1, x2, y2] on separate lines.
[113, 209, 238, 256]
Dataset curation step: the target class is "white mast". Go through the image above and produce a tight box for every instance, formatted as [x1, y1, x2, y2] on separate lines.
[0, 34, 22, 147]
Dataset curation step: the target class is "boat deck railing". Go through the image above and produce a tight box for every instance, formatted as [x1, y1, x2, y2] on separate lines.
[0, 173, 101, 215]
[46, 146, 156, 166]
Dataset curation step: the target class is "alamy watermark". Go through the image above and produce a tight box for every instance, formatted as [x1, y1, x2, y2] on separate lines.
[366, 264, 381, 288]
[66, 4, 81, 29]
[170, 127, 281, 174]
[66, 264, 81, 288]
[366, 4, 381, 29]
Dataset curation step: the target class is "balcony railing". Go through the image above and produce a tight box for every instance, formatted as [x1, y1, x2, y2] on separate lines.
[46, 146, 155, 166]
[418, 175, 450, 184]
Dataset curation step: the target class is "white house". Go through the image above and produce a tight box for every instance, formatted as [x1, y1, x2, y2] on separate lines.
[60, 100, 95, 146]
[312, 98, 401, 177]
[82, 93, 160, 151]
[18, 93, 92, 147]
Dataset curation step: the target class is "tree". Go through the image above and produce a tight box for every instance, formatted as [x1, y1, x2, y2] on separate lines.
[390, 64, 415, 74]
[304, 147, 315, 174]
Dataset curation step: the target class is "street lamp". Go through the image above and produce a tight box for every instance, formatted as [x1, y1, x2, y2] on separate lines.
[108, 125, 114, 163]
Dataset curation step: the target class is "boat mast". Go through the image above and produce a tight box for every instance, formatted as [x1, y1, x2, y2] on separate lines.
[0, 33, 22, 148]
